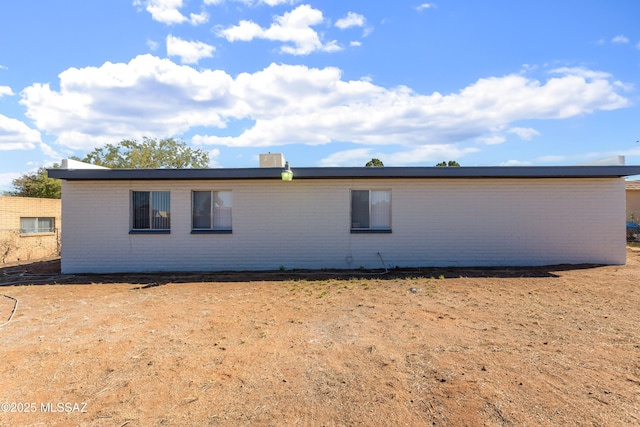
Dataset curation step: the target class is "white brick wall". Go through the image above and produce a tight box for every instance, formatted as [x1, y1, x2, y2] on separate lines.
[59, 177, 626, 273]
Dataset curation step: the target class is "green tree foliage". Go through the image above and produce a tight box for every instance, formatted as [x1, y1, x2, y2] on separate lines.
[6, 137, 210, 199]
[6, 166, 61, 199]
[365, 158, 384, 167]
[435, 160, 461, 167]
[81, 137, 210, 168]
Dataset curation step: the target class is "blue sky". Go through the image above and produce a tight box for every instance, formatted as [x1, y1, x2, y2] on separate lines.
[1, 0, 639, 191]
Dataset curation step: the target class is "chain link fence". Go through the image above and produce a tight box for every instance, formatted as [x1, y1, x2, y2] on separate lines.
[627, 210, 640, 242]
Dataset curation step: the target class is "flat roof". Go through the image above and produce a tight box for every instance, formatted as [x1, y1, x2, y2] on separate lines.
[48, 165, 640, 181]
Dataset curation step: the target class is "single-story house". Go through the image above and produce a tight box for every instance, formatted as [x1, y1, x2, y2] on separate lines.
[48, 158, 640, 274]
[625, 180, 640, 240]
[0, 196, 61, 264]
[625, 180, 640, 222]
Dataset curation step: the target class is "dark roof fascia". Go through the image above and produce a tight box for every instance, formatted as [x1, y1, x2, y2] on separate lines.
[47, 165, 640, 181]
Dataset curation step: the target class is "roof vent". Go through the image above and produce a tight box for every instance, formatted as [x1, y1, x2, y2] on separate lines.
[259, 153, 285, 168]
[61, 159, 110, 170]
[577, 156, 625, 166]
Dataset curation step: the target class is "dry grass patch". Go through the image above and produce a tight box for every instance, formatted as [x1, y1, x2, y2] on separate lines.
[1, 252, 639, 426]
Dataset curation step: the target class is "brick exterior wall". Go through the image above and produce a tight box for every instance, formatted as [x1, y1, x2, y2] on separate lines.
[625, 183, 640, 222]
[58, 177, 625, 273]
[0, 196, 61, 264]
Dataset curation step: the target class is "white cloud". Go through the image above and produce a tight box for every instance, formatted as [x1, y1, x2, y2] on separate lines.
[205, 0, 297, 5]
[500, 159, 533, 166]
[317, 148, 379, 167]
[381, 145, 478, 166]
[147, 39, 160, 51]
[554, 68, 633, 91]
[39, 141, 63, 160]
[549, 66, 611, 80]
[350, 41, 362, 47]
[335, 12, 365, 30]
[612, 35, 629, 44]
[220, 20, 265, 41]
[477, 135, 506, 145]
[318, 145, 478, 167]
[416, 3, 436, 11]
[208, 148, 222, 167]
[194, 65, 628, 147]
[218, 4, 339, 55]
[535, 155, 566, 163]
[190, 11, 209, 25]
[19, 56, 629, 155]
[0, 86, 14, 97]
[20, 55, 234, 150]
[0, 172, 22, 191]
[0, 156, 65, 191]
[134, 0, 208, 25]
[259, 0, 297, 5]
[322, 40, 342, 53]
[613, 80, 634, 91]
[167, 35, 215, 64]
[0, 114, 41, 150]
[508, 127, 540, 140]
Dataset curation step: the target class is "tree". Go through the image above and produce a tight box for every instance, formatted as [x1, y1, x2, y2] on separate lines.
[435, 160, 461, 167]
[6, 166, 61, 199]
[365, 158, 384, 167]
[6, 137, 210, 199]
[81, 137, 210, 168]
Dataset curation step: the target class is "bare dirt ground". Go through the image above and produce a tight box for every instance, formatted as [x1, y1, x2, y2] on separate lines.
[1, 250, 639, 427]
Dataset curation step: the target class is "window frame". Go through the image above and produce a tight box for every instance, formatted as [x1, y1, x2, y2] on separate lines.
[350, 189, 392, 234]
[191, 190, 233, 234]
[20, 217, 55, 235]
[130, 190, 171, 234]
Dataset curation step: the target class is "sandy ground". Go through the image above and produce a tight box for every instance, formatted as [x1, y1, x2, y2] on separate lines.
[0, 250, 639, 426]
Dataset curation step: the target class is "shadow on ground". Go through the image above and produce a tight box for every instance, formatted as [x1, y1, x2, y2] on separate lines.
[0, 258, 605, 287]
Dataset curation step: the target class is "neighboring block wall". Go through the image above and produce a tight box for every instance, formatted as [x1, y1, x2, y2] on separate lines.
[0, 196, 61, 264]
[59, 177, 625, 273]
[625, 183, 640, 222]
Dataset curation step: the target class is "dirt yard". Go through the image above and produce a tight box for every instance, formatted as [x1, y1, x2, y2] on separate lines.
[1, 249, 639, 427]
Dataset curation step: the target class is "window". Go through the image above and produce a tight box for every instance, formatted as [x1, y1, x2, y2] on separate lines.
[351, 190, 391, 233]
[20, 217, 55, 235]
[131, 191, 170, 233]
[192, 191, 232, 234]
